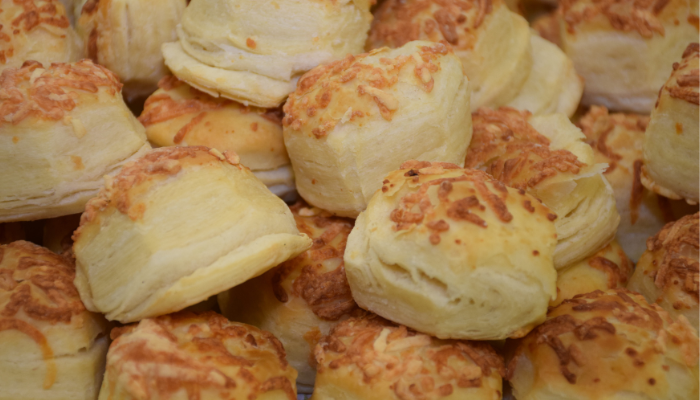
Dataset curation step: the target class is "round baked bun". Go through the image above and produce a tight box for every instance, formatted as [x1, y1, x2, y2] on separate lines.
[508, 289, 699, 400]
[558, 0, 698, 113]
[139, 76, 295, 198]
[73, 146, 312, 323]
[76, 0, 186, 100]
[552, 240, 633, 307]
[312, 313, 505, 400]
[344, 161, 558, 340]
[0, 0, 82, 72]
[628, 213, 699, 330]
[505, 34, 583, 118]
[0, 60, 150, 223]
[467, 107, 620, 268]
[0, 241, 109, 400]
[578, 105, 698, 260]
[220, 201, 357, 390]
[283, 41, 472, 217]
[642, 43, 700, 204]
[368, 0, 531, 110]
[99, 311, 298, 400]
[162, 0, 373, 108]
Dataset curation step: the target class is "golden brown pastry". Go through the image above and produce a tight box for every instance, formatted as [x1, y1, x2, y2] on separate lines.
[162, 0, 373, 108]
[312, 313, 504, 400]
[578, 105, 697, 260]
[0, 0, 82, 72]
[557, 0, 699, 113]
[220, 201, 357, 390]
[552, 240, 633, 307]
[345, 161, 558, 340]
[76, 0, 186, 100]
[0, 60, 150, 223]
[73, 146, 312, 323]
[0, 241, 109, 400]
[98, 311, 298, 400]
[628, 213, 699, 330]
[368, 0, 532, 110]
[508, 289, 699, 400]
[466, 107, 620, 268]
[283, 41, 471, 217]
[139, 76, 295, 198]
[642, 43, 700, 204]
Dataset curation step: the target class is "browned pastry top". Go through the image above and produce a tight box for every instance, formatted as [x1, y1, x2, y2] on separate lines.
[0, 59, 122, 125]
[315, 313, 504, 398]
[367, 0, 499, 50]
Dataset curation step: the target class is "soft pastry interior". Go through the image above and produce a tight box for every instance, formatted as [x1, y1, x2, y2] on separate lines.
[466, 107, 620, 268]
[0, 0, 82, 72]
[344, 161, 558, 340]
[163, 0, 373, 108]
[508, 289, 699, 400]
[628, 213, 699, 330]
[0, 241, 109, 400]
[73, 146, 311, 323]
[312, 313, 504, 400]
[642, 42, 700, 204]
[578, 105, 698, 260]
[99, 311, 298, 400]
[139, 76, 295, 199]
[558, 0, 699, 113]
[0, 60, 151, 223]
[283, 41, 472, 217]
[76, 0, 187, 100]
[221, 201, 357, 389]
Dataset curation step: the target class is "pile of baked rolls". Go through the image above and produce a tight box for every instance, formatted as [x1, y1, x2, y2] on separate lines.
[0, 0, 698, 399]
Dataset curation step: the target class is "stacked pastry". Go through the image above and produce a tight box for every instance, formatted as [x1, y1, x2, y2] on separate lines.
[0, 0, 698, 398]
[139, 76, 295, 198]
[368, 0, 584, 116]
[162, 0, 374, 108]
[0, 241, 109, 400]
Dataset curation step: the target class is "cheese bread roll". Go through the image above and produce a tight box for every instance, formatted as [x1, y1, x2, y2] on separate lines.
[99, 311, 298, 400]
[73, 146, 312, 323]
[345, 161, 558, 340]
[629, 213, 699, 330]
[642, 43, 700, 204]
[283, 41, 471, 217]
[508, 289, 699, 400]
[0, 0, 82, 72]
[0, 241, 109, 400]
[312, 313, 504, 400]
[0, 60, 150, 223]
[162, 0, 373, 108]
